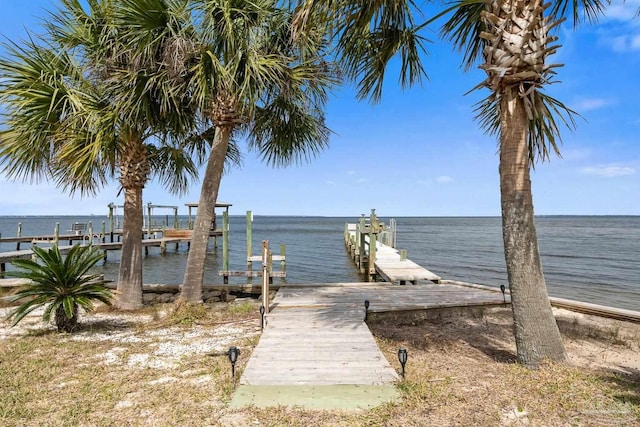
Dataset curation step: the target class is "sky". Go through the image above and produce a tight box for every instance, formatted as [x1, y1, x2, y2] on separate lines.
[0, 0, 638, 217]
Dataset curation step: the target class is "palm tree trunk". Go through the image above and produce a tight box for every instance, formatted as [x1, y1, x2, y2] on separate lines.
[116, 185, 145, 310]
[181, 126, 231, 302]
[499, 91, 566, 368]
[55, 303, 78, 332]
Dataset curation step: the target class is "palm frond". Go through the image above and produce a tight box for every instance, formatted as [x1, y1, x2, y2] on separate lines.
[440, 0, 486, 71]
[472, 89, 581, 165]
[548, 0, 609, 26]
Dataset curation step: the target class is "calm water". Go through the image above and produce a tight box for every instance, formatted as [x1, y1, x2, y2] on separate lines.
[1, 215, 638, 312]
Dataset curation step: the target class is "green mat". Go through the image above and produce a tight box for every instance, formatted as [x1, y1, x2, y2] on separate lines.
[230, 384, 400, 410]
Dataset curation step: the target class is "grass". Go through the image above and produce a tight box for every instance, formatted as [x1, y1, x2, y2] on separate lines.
[1, 304, 638, 426]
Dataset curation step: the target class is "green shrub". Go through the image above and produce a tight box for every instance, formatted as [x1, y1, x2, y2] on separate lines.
[6, 244, 113, 332]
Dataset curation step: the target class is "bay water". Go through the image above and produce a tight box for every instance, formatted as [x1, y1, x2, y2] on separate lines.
[1, 215, 638, 312]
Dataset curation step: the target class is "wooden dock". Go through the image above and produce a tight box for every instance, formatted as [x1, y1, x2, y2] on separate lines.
[0, 236, 194, 276]
[344, 221, 441, 285]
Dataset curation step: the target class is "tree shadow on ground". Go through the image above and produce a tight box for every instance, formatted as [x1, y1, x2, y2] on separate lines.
[74, 318, 141, 333]
[368, 307, 518, 364]
[601, 366, 640, 407]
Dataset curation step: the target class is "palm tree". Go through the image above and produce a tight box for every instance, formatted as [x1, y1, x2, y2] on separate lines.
[177, 0, 338, 303]
[6, 245, 113, 332]
[0, 0, 202, 310]
[440, 0, 607, 367]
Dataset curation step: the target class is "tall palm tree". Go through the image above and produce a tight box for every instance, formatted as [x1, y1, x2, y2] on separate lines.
[0, 0, 203, 310]
[181, 0, 339, 302]
[441, 0, 607, 367]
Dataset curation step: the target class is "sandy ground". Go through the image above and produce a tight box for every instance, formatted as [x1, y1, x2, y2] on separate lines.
[2, 304, 638, 373]
[1, 302, 639, 426]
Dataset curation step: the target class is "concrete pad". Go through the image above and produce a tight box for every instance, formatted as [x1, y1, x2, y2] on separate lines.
[229, 384, 400, 410]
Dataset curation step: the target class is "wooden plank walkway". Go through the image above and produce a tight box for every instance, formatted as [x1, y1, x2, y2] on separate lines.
[240, 285, 399, 386]
[232, 282, 509, 408]
[345, 224, 441, 284]
[374, 242, 441, 284]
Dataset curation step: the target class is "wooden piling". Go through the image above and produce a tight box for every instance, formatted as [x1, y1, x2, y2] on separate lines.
[261, 240, 270, 313]
[280, 243, 286, 275]
[223, 210, 230, 273]
[247, 210, 253, 271]
[54, 223, 60, 246]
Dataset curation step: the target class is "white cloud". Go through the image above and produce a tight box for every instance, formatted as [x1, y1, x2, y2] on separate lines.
[581, 165, 636, 177]
[604, 0, 640, 22]
[560, 148, 592, 161]
[597, 1, 640, 52]
[609, 35, 640, 52]
[573, 98, 613, 112]
[435, 175, 454, 184]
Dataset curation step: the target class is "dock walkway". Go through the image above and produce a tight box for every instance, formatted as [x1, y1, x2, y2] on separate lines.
[345, 223, 441, 284]
[0, 237, 193, 276]
[231, 281, 509, 409]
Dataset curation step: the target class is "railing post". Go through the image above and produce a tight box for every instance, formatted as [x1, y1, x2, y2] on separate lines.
[146, 202, 152, 238]
[173, 208, 178, 229]
[223, 210, 229, 273]
[54, 223, 60, 246]
[369, 227, 377, 280]
[358, 215, 366, 273]
[261, 240, 270, 314]
[108, 203, 115, 242]
[246, 210, 253, 271]
[16, 223, 22, 250]
[280, 243, 286, 276]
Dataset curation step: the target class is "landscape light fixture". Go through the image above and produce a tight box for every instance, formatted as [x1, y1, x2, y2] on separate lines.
[398, 348, 408, 379]
[226, 346, 241, 381]
[364, 299, 370, 321]
[260, 305, 266, 331]
[500, 285, 507, 306]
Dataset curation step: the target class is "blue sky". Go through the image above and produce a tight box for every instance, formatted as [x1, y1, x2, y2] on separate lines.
[0, 0, 638, 217]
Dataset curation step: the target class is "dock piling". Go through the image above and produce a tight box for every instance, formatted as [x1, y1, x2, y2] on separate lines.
[223, 210, 230, 283]
[261, 240, 270, 313]
[246, 211, 253, 272]
[54, 223, 60, 246]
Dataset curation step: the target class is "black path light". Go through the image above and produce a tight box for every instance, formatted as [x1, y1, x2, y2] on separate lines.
[226, 346, 241, 381]
[260, 305, 266, 331]
[364, 299, 370, 321]
[398, 348, 408, 379]
[500, 285, 507, 306]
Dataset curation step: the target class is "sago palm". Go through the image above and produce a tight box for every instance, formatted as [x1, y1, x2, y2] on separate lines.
[441, 0, 608, 367]
[6, 245, 113, 333]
